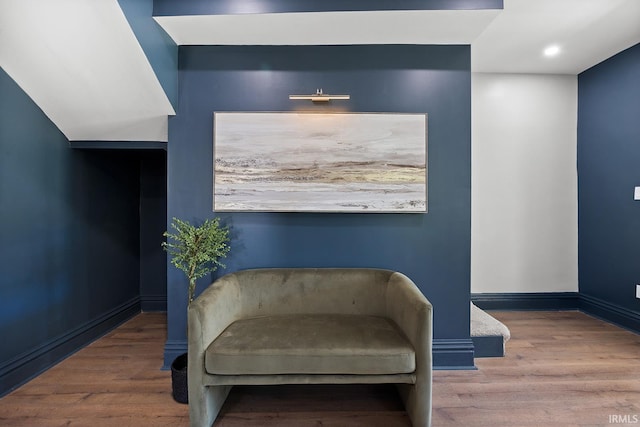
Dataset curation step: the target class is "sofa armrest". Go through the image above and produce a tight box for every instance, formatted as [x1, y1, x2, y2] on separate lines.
[385, 272, 432, 426]
[385, 272, 432, 383]
[385, 272, 432, 360]
[188, 274, 243, 382]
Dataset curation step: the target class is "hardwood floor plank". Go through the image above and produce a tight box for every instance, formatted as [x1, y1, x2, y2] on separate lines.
[434, 311, 640, 427]
[0, 313, 189, 427]
[1, 311, 639, 426]
[214, 412, 411, 427]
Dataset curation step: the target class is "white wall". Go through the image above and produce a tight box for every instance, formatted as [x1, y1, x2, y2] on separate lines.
[471, 73, 578, 294]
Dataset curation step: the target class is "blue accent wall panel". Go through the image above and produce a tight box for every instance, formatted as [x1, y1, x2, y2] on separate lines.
[118, 0, 178, 109]
[0, 68, 144, 395]
[139, 150, 168, 311]
[166, 45, 472, 368]
[154, 0, 502, 15]
[578, 44, 640, 315]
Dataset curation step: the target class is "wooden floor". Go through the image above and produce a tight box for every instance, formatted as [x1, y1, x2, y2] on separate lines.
[1, 311, 639, 426]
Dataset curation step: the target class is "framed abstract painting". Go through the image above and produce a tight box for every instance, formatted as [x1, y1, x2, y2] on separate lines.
[213, 112, 427, 213]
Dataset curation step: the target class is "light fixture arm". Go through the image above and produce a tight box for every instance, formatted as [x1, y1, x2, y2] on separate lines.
[289, 88, 350, 102]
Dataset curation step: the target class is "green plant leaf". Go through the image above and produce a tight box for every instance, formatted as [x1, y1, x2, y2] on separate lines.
[162, 217, 230, 304]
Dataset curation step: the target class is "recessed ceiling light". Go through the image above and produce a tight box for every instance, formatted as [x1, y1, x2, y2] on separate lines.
[544, 45, 561, 57]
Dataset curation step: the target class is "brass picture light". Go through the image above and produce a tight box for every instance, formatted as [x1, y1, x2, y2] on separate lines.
[289, 88, 350, 102]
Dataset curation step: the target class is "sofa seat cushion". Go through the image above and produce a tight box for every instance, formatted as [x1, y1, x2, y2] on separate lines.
[205, 314, 415, 375]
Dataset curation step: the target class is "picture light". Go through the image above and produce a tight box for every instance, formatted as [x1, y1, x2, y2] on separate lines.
[289, 88, 350, 102]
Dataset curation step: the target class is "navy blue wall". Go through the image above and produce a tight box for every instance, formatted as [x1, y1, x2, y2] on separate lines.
[154, 0, 502, 15]
[118, 0, 178, 109]
[0, 68, 149, 396]
[578, 43, 640, 327]
[165, 45, 473, 368]
[140, 150, 168, 311]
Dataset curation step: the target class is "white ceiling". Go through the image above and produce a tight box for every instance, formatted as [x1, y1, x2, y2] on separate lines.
[0, 0, 639, 142]
[0, 0, 175, 142]
[472, 0, 640, 74]
[154, 9, 501, 46]
[156, 0, 640, 75]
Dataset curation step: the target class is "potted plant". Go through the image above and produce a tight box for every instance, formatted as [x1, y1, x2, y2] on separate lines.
[162, 216, 231, 403]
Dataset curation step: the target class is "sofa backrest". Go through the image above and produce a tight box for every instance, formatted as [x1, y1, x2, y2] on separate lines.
[225, 268, 393, 318]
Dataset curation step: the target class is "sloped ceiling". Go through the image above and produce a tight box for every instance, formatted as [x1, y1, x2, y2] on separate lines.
[0, 0, 639, 142]
[0, 0, 175, 142]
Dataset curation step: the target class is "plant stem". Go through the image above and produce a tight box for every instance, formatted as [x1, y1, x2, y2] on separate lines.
[188, 278, 196, 305]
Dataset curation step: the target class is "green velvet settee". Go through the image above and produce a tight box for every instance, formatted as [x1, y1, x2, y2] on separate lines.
[188, 268, 433, 427]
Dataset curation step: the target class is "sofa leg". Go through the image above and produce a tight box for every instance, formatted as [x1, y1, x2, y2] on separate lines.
[190, 385, 232, 427]
[396, 383, 431, 427]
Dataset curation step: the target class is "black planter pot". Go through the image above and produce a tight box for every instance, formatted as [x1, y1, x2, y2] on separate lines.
[171, 353, 188, 404]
